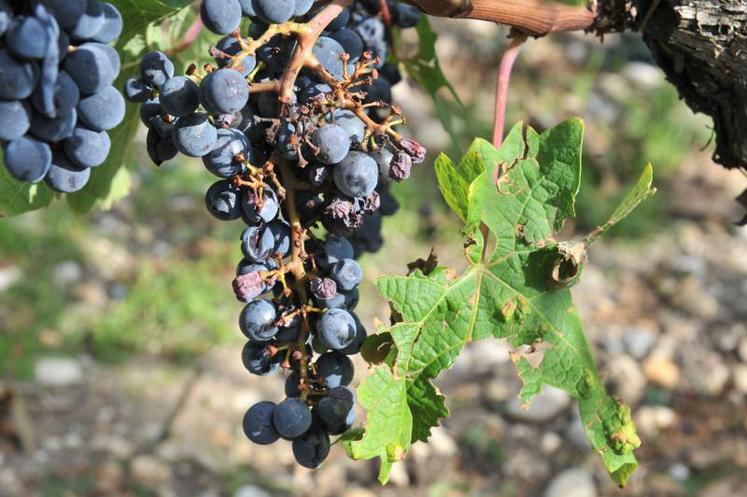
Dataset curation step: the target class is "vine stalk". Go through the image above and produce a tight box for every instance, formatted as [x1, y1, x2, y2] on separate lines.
[492, 34, 527, 148]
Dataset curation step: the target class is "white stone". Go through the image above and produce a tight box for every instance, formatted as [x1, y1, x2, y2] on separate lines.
[540, 431, 562, 454]
[622, 327, 658, 359]
[130, 455, 172, 484]
[91, 435, 135, 459]
[0, 266, 22, 293]
[607, 355, 647, 405]
[234, 485, 271, 497]
[565, 40, 590, 65]
[52, 261, 83, 287]
[738, 337, 747, 363]
[668, 463, 691, 482]
[635, 406, 677, 437]
[732, 365, 747, 394]
[34, 357, 83, 387]
[543, 468, 597, 497]
[505, 448, 550, 480]
[697, 357, 730, 395]
[428, 426, 458, 456]
[504, 386, 571, 423]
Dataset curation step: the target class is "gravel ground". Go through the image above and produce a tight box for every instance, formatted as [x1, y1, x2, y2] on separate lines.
[2, 211, 746, 497]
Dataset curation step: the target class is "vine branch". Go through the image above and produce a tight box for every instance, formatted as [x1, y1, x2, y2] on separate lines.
[405, 0, 595, 35]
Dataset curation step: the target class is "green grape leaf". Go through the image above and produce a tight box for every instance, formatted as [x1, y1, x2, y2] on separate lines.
[353, 119, 648, 487]
[344, 366, 411, 484]
[435, 125, 529, 221]
[110, 0, 195, 41]
[433, 154, 471, 221]
[586, 163, 657, 244]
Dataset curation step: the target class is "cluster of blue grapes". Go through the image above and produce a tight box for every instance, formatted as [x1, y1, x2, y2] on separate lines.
[0, 0, 124, 193]
[124, 0, 424, 468]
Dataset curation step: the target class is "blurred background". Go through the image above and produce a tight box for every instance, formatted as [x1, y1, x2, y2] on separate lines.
[2, 17, 747, 497]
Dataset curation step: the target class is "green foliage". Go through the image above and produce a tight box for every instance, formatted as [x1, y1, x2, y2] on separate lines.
[349, 119, 653, 487]
[89, 256, 237, 362]
[401, 17, 465, 152]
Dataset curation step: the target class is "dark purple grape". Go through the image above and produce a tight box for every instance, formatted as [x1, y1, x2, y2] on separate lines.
[160, 76, 200, 117]
[63, 43, 115, 94]
[315, 386, 355, 434]
[239, 299, 279, 342]
[44, 152, 91, 193]
[205, 180, 242, 221]
[0, 100, 31, 142]
[69, 0, 105, 41]
[201, 68, 249, 115]
[315, 352, 354, 388]
[76, 85, 125, 131]
[273, 398, 312, 439]
[311, 124, 350, 165]
[92, 3, 123, 43]
[253, 0, 295, 24]
[173, 113, 218, 158]
[292, 428, 330, 468]
[242, 341, 278, 375]
[313, 36, 345, 80]
[317, 309, 357, 351]
[3, 136, 52, 183]
[241, 186, 279, 224]
[203, 128, 250, 178]
[0, 49, 38, 100]
[333, 151, 379, 198]
[201, 0, 242, 35]
[140, 51, 174, 89]
[63, 126, 110, 168]
[241, 224, 276, 262]
[243, 401, 280, 444]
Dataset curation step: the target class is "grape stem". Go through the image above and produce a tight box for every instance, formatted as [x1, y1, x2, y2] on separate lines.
[278, 158, 314, 401]
[276, 0, 354, 102]
[492, 33, 527, 148]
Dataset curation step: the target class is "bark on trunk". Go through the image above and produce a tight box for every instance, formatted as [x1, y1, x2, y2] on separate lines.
[599, 0, 747, 170]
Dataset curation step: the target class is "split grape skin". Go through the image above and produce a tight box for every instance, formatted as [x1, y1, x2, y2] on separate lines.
[0, 1, 125, 192]
[122, 0, 425, 469]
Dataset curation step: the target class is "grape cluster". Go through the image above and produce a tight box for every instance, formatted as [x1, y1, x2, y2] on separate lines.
[0, 0, 125, 193]
[125, 0, 424, 468]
